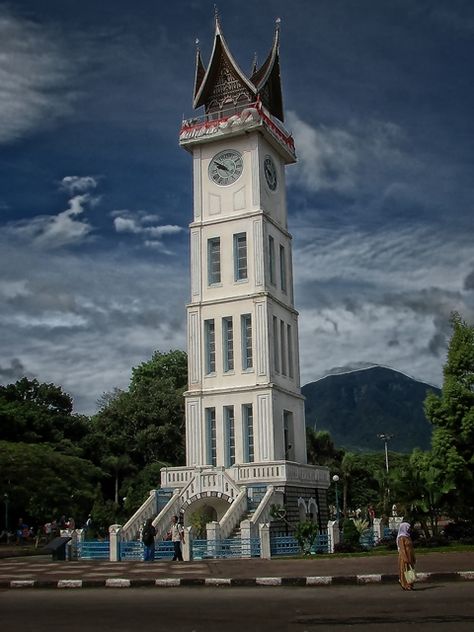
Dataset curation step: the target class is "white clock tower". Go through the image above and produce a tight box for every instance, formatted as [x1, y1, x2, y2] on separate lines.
[157, 14, 329, 539]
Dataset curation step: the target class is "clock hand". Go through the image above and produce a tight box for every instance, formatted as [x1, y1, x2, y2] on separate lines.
[214, 160, 229, 171]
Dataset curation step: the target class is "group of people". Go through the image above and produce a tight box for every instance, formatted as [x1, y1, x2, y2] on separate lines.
[13, 515, 80, 546]
[142, 515, 184, 562]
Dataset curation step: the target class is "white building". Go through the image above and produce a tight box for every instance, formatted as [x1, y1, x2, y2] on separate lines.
[120, 14, 329, 547]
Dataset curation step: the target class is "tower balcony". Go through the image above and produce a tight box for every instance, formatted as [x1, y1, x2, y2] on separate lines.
[179, 101, 296, 164]
[161, 460, 330, 490]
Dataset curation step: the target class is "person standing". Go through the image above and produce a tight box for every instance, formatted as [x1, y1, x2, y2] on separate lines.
[170, 515, 184, 561]
[142, 518, 156, 562]
[397, 521, 416, 590]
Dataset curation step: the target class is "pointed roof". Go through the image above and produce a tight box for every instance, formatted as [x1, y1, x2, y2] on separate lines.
[193, 41, 206, 101]
[193, 14, 257, 110]
[250, 19, 284, 121]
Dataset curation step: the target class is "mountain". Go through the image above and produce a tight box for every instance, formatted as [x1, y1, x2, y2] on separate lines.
[302, 365, 440, 453]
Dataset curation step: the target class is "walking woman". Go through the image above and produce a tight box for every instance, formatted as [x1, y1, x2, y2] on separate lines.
[397, 521, 416, 590]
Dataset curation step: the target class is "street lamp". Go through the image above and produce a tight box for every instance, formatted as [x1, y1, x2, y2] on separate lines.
[377, 433, 394, 509]
[332, 475, 340, 521]
[377, 433, 394, 474]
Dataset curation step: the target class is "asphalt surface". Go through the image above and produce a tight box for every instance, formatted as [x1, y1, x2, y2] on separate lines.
[2, 583, 474, 631]
[0, 550, 473, 588]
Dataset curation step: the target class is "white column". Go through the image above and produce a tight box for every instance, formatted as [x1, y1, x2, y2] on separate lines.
[327, 520, 340, 554]
[109, 524, 122, 562]
[259, 523, 271, 559]
[182, 526, 192, 562]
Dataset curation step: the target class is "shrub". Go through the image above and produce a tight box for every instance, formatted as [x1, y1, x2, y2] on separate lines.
[334, 542, 364, 554]
[443, 521, 474, 542]
[341, 519, 360, 547]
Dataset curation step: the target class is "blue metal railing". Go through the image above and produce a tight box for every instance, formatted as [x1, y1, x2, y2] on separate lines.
[192, 538, 260, 559]
[270, 534, 331, 556]
[359, 529, 376, 549]
[120, 540, 175, 561]
[77, 540, 110, 559]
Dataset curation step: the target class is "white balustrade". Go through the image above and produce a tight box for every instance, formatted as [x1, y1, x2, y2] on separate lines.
[120, 489, 159, 542]
[218, 488, 248, 539]
[152, 492, 182, 541]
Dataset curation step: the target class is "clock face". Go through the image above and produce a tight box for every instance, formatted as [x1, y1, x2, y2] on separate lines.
[208, 149, 244, 186]
[264, 155, 278, 191]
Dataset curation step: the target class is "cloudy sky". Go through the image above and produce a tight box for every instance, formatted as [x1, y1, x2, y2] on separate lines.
[1, 0, 473, 413]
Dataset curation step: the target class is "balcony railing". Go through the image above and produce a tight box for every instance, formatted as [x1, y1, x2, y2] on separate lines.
[161, 461, 330, 490]
[179, 100, 295, 157]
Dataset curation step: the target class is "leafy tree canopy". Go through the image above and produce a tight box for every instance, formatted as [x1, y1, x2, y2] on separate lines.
[0, 441, 101, 527]
[0, 377, 89, 453]
[424, 312, 474, 520]
[90, 349, 187, 476]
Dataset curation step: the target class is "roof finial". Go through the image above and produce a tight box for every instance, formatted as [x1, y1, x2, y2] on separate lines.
[195, 38, 200, 51]
[251, 51, 258, 75]
[275, 17, 281, 29]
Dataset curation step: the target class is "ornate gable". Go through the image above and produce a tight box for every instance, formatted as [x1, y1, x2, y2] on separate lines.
[250, 20, 284, 122]
[193, 16, 256, 113]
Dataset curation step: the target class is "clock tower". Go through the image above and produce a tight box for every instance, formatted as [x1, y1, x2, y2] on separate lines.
[158, 14, 329, 540]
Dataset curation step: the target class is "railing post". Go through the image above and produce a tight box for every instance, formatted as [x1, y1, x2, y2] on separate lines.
[240, 519, 252, 558]
[183, 526, 192, 561]
[373, 517, 383, 543]
[327, 520, 340, 553]
[389, 515, 403, 533]
[259, 523, 271, 559]
[109, 524, 122, 562]
[206, 521, 221, 558]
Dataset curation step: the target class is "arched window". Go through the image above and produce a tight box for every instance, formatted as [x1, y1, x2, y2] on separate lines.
[298, 497, 307, 522]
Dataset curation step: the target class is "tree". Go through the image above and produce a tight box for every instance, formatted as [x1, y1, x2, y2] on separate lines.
[91, 350, 187, 470]
[306, 428, 344, 468]
[0, 441, 101, 527]
[424, 313, 474, 520]
[0, 378, 90, 452]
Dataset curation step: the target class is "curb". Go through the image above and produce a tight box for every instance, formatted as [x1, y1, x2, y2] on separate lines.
[1, 571, 473, 589]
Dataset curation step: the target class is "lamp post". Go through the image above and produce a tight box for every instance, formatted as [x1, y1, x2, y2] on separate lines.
[332, 475, 340, 521]
[377, 433, 394, 509]
[377, 433, 393, 474]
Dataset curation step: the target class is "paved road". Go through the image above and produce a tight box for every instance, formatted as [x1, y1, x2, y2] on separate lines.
[2, 583, 474, 631]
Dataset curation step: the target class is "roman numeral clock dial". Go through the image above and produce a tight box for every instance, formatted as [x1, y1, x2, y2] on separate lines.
[208, 149, 243, 186]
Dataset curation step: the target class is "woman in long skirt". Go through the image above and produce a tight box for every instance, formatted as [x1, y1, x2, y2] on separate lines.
[397, 522, 416, 590]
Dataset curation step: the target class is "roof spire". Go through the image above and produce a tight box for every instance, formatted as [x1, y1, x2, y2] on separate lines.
[214, 5, 221, 31]
[251, 51, 258, 75]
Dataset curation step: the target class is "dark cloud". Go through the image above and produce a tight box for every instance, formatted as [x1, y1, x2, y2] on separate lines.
[0, 358, 30, 384]
[464, 269, 474, 291]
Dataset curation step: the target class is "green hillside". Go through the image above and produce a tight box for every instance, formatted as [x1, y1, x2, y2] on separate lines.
[303, 365, 439, 452]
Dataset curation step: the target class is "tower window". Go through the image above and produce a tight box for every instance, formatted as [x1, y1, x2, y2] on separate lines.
[234, 233, 248, 281]
[283, 410, 294, 460]
[280, 245, 287, 292]
[273, 315, 279, 373]
[222, 316, 234, 372]
[269, 235, 275, 285]
[207, 237, 221, 285]
[241, 314, 253, 370]
[287, 323, 294, 378]
[243, 404, 254, 463]
[204, 319, 216, 374]
[206, 407, 217, 466]
[280, 319, 287, 376]
[224, 405, 235, 467]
